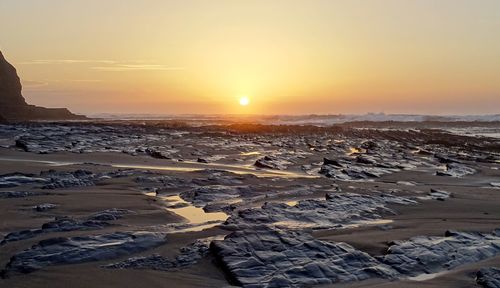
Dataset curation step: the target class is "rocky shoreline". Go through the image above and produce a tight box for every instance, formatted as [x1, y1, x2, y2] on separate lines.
[0, 121, 499, 287]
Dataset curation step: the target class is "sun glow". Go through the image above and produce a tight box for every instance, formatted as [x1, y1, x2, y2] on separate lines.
[239, 96, 250, 106]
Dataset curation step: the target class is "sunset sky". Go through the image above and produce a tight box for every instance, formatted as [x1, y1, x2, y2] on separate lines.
[1, 0, 499, 115]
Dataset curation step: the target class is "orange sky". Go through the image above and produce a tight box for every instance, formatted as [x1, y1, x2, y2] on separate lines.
[1, 0, 499, 115]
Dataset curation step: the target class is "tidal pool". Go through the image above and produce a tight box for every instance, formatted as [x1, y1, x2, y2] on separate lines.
[144, 192, 228, 233]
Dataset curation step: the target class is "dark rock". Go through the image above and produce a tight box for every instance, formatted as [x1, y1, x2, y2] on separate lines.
[14, 139, 29, 151]
[180, 185, 247, 207]
[0, 173, 49, 186]
[211, 227, 399, 287]
[33, 203, 57, 212]
[428, 188, 451, 201]
[40, 169, 96, 189]
[104, 240, 209, 271]
[87, 208, 133, 221]
[197, 157, 209, 163]
[323, 157, 343, 167]
[1, 209, 132, 245]
[356, 155, 376, 165]
[476, 267, 500, 288]
[361, 141, 378, 150]
[225, 193, 416, 230]
[434, 154, 459, 164]
[436, 163, 476, 177]
[254, 156, 291, 170]
[104, 254, 174, 271]
[1, 232, 166, 276]
[380, 230, 500, 277]
[145, 148, 170, 159]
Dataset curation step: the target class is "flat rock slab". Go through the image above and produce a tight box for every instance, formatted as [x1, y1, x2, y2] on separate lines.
[476, 267, 500, 288]
[226, 192, 416, 230]
[1, 231, 166, 277]
[1, 209, 133, 245]
[104, 239, 209, 271]
[180, 185, 249, 207]
[211, 227, 398, 287]
[436, 163, 476, 177]
[1, 169, 147, 190]
[381, 230, 500, 277]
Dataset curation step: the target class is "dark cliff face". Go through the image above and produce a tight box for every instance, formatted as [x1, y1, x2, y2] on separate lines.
[0, 51, 27, 107]
[0, 51, 86, 122]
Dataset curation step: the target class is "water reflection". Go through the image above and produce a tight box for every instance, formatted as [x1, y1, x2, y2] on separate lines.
[144, 192, 228, 232]
[348, 147, 366, 155]
[161, 195, 228, 224]
[240, 151, 262, 156]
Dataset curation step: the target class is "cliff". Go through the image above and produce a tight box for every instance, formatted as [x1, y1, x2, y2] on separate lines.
[0, 51, 86, 122]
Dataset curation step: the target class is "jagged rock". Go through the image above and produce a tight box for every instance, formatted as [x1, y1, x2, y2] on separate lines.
[105, 254, 175, 271]
[436, 163, 476, 177]
[33, 203, 57, 212]
[356, 155, 376, 165]
[361, 141, 378, 150]
[380, 230, 500, 277]
[87, 208, 133, 221]
[476, 267, 500, 288]
[0, 173, 49, 187]
[254, 156, 291, 170]
[428, 188, 451, 201]
[320, 164, 395, 180]
[1, 218, 109, 245]
[211, 227, 399, 287]
[323, 157, 344, 167]
[1, 209, 132, 245]
[180, 185, 248, 207]
[1, 232, 166, 276]
[0, 50, 85, 121]
[225, 193, 416, 230]
[434, 154, 459, 164]
[145, 148, 170, 159]
[14, 139, 29, 151]
[1, 169, 146, 190]
[104, 240, 209, 271]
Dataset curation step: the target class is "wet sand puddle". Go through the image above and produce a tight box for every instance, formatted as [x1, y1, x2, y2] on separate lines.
[144, 192, 228, 233]
[162, 195, 228, 224]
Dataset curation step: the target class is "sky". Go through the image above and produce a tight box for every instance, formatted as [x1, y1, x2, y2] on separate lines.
[1, 0, 499, 115]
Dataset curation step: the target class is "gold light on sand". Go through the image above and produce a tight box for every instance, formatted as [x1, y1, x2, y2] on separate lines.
[239, 96, 250, 106]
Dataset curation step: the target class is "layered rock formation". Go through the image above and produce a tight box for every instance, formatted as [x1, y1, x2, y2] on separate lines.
[0, 51, 85, 122]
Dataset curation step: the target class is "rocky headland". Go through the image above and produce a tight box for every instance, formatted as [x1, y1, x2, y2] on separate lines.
[0, 51, 85, 122]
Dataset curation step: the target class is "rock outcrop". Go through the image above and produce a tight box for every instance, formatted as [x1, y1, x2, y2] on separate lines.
[0, 50, 86, 122]
[1, 232, 166, 277]
[211, 227, 399, 287]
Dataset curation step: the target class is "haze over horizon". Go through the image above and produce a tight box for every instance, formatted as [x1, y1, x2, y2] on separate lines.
[1, 0, 499, 115]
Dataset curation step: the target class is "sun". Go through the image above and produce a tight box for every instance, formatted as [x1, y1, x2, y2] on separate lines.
[239, 96, 250, 106]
